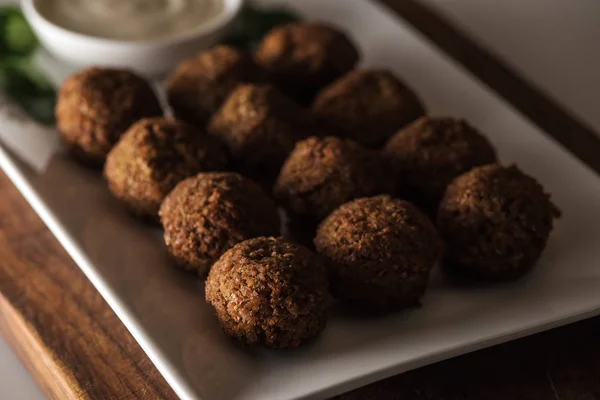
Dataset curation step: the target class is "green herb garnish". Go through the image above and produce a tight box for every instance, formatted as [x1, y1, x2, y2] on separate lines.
[223, 3, 300, 52]
[1, 6, 37, 56]
[0, 6, 56, 125]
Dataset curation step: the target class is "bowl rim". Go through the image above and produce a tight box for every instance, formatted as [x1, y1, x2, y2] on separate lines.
[21, 0, 245, 49]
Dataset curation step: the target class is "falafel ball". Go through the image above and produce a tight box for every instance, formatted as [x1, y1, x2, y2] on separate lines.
[56, 67, 162, 164]
[104, 118, 228, 218]
[159, 172, 281, 277]
[255, 22, 360, 104]
[315, 195, 443, 311]
[313, 69, 425, 147]
[384, 117, 497, 211]
[437, 164, 560, 281]
[166, 45, 264, 127]
[206, 236, 329, 348]
[208, 84, 326, 181]
[274, 136, 395, 222]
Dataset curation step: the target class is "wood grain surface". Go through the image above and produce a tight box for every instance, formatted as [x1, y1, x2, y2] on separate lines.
[1, 0, 600, 399]
[0, 171, 176, 400]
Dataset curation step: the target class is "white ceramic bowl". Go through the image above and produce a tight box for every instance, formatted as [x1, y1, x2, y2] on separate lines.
[21, 0, 244, 77]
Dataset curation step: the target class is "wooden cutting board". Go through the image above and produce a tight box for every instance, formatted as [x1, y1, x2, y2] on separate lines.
[1, 1, 600, 399]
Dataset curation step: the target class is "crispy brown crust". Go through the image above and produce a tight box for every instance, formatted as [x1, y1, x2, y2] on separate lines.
[208, 84, 326, 178]
[205, 237, 329, 348]
[384, 117, 497, 210]
[255, 22, 360, 104]
[166, 46, 265, 127]
[104, 118, 228, 218]
[56, 67, 162, 164]
[312, 69, 425, 147]
[274, 136, 395, 221]
[315, 195, 442, 311]
[437, 164, 560, 281]
[159, 172, 281, 277]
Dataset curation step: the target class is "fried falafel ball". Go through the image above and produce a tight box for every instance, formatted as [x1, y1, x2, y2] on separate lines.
[104, 118, 228, 218]
[56, 67, 162, 164]
[384, 117, 497, 211]
[205, 237, 329, 348]
[166, 45, 265, 127]
[315, 195, 442, 311]
[159, 172, 281, 277]
[437, 164, 560, 281]
[208, 84, 326, 183]
[274, 136, 395, 222]
[255, 22, 360, 104]
[313, 69, 425, 147]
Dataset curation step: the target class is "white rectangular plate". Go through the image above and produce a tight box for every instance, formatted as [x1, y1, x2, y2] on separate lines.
[2, 1, 600, 399]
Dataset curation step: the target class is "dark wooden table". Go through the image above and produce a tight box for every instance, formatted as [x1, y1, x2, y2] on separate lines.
[2, 1, 600, 399]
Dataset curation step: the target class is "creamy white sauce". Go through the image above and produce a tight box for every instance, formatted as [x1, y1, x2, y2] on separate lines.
[37, 0, 225, 41]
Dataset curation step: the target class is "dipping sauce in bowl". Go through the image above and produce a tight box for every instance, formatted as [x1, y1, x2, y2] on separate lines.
[36, 0, 226, 41]
[22, 0, 243, 76]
